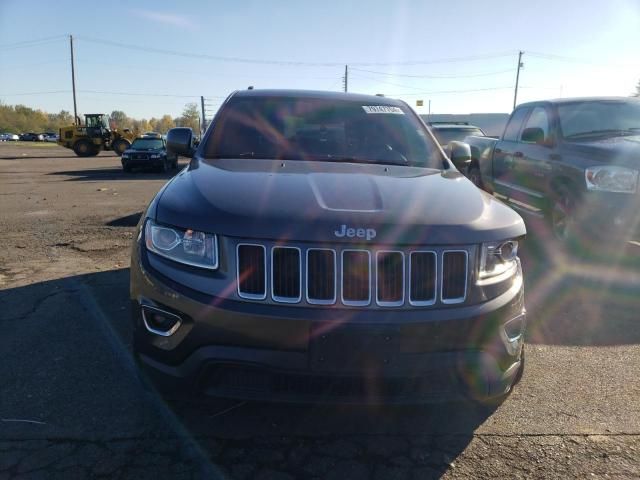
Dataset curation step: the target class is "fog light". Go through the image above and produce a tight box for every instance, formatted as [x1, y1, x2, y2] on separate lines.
[500, 312, 526, 356]
[141, 305, 181, 336]
[504, 313, 525, 340]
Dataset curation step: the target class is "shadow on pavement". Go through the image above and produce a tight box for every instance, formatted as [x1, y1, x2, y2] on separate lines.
[47, 165, 183, 182]
[1, 268, 489, 479]
[0, 154, 82, 160]
[106, 212, 143, 227]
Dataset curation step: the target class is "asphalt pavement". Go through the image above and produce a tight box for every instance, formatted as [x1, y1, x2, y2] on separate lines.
[0, 144, 638, 479]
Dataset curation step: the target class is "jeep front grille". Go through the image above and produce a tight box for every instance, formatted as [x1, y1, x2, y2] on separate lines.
[236, 243, 469, 307]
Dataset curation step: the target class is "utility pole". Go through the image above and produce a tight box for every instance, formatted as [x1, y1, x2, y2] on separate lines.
[343, 65, 348, 92]
[200, 96, 206, 135]
[513, 50, 524, 110]
[69, 35, 78, 125]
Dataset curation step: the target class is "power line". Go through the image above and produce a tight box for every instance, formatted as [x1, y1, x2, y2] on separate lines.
[0, 35, 67, 49]
[78, 90, 227, 98]
[386, 86, 516, 96]
[76, 36, 515, 67]
[527, 51, 640, 68]
[75, 58, 340, 79]
[350, 67, 515, 79]
[349, 72, 432, 91]
[1, 90, 70, 96]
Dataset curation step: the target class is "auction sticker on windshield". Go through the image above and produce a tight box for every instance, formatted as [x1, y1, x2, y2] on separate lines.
[362, 105, 404, 114]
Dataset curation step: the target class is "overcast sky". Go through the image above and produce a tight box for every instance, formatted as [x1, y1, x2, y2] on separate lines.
[1, 0, 639, 119]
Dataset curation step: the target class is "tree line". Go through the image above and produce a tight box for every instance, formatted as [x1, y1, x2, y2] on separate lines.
[0, 102, 201, 134]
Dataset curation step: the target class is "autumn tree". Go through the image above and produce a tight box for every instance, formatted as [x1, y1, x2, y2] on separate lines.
[177, 103, 200, 132]
[110, 110, 130, 129]
[155, 114, 175, 133]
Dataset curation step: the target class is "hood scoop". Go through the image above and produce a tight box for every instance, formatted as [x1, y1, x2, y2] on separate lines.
[309, 173, 383, 212]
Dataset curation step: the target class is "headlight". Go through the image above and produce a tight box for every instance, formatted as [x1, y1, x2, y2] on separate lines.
[150, 154, 161, 159]
[478, 240, 518, 281]
[585, 166, 638, 193]
[144, 219, 218, 269]
[122, 154, 129, 159]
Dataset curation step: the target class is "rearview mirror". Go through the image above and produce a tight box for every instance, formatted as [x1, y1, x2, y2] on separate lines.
[167, 128, 196, 157]
[448, 141, 472, 170]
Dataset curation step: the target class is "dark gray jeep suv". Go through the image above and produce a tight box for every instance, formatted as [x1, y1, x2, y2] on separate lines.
[130, 89, 527, 404]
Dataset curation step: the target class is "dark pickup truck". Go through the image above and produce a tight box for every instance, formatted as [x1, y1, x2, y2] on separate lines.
[464, 97, 640, 246]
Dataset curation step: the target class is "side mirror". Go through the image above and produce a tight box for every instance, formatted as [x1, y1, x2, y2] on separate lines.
[449, 141, 472, 170]
[167, 127, 195, 157]
[521, 127, 545, 145]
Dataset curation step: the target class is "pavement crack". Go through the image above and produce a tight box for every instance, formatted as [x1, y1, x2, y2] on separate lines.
[0, 288, 78, 322]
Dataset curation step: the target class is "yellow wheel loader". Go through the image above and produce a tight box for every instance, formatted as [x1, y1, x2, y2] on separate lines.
[58, 114, 136, 157]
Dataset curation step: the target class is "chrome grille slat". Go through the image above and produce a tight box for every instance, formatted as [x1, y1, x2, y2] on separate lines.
[441, 250, 468, 304]
[341, 250, 371, 306]
[236, 244, 267, 300]
[409, 251, 437, 306]
[271, 247, 302, 303]
[306, 249, 337, 305]
[376, 251, 404, 307]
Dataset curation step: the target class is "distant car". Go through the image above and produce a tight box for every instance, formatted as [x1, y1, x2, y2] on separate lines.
[21, 132, 44, 141]
[427, 122, 486, 147]
[44, 133, 59, 142]
[121, 136, 178, 172]
[6, 133, 19, 141]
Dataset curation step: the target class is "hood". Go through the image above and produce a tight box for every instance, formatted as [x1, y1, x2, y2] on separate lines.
[563, 135, 640, 168]
[155, 158, 525, 245]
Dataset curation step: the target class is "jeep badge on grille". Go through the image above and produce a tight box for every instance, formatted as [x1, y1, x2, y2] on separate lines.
[334, 224, 377, 241]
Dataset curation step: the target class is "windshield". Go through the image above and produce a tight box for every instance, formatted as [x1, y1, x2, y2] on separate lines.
[431, 128, 484, 145]
[131, 138, 163, 149]
[204, 96, 443, 168]
[558, 100, 640, 139]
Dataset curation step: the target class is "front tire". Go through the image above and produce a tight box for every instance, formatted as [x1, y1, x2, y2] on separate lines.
[73, 140, 93, 157]
[550, 189, 582, 252]
[113, 139, 130, 156]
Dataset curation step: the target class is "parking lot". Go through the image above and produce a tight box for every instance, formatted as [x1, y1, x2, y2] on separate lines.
[1, 143, 639, 479]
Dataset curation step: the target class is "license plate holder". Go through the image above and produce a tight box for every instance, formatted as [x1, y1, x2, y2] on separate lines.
[309, 324, 401, 372]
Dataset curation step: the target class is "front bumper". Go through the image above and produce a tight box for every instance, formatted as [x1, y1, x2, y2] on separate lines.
[122, 157, 165, 169]
[131, 249, 526, 404]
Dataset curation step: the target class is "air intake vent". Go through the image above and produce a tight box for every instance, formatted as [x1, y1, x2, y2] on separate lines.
[410, 251, 437, 305]
[376, 251, 404, 306]
[306, 249, 336, 304]
[237, 244, 266, 300]
[441, 251, 468, 303]
[341, 250, 371, 306]
[271, 247, 301, 302]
